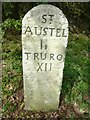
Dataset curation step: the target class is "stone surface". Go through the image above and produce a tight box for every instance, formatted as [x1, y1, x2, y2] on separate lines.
[22, 4, 68, 111]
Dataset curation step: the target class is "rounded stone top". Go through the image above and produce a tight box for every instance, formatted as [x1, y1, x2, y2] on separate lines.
[22, 4, 68, 25]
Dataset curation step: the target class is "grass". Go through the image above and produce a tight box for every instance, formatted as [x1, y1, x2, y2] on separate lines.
[2, 31, 90, 118]
[62, 33, 89, 105]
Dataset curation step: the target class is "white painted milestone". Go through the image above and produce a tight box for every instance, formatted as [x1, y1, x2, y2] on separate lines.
[22, 4, 68, 111]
